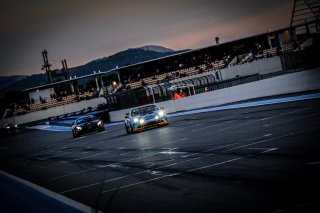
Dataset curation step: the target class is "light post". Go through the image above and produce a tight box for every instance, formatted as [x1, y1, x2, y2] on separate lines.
[215, 36, 219, 45]
[215, 36, 222, 81]
[215, 59, 222, 81]
[147, 85, 156, 104]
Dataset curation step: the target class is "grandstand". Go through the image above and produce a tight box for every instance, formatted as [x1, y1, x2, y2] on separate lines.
[12, 91, 95, 116]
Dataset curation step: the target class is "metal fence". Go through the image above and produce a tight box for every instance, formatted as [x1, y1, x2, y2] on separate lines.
[280, 51, 307, 72]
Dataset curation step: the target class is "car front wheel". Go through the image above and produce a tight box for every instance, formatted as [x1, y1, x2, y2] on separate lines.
[125, 124, 132, 134]
[73, 130, 80, 138]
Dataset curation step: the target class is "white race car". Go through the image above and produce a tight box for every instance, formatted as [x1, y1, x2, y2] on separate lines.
[124, 104, 169, 134]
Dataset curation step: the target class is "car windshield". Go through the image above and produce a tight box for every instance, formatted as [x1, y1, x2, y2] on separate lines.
[131, 105, 158, 116]
[75, 116, 95, 124]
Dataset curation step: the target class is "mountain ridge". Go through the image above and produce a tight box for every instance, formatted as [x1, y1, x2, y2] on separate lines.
[0, 75, 28, 91]
[134, 45, 174, 53]
[0, 45, 182, 97]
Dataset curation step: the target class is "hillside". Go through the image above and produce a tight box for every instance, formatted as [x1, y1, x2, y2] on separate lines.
[136, 45, 174, 53]
[70, 47, 176, 77]
[0, 75, 27, 91]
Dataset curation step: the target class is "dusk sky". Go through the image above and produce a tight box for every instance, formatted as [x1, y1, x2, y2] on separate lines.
[0, 0, 293, 76]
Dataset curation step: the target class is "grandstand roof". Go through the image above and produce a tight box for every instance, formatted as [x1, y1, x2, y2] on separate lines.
[22, 26, 293, 93]
[116, 27, 292, 70]
[22, 70, 117, 92]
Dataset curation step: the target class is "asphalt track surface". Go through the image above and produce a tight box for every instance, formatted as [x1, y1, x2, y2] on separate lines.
[1, 98, 320, 213]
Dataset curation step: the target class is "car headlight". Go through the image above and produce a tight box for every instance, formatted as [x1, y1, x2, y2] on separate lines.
[158, 110, 165, 117]
[133, 118, 139, 123]
[155, 115, 159, 119]
[75, 126, 82, 131]
[139, 119, 144, 124]
[97, 121, 103, 126]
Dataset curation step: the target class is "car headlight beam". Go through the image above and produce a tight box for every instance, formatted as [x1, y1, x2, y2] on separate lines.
[75, 126, 82, 131]
[133, 118, 139, 123]
[158, 110, 165, 117]
[139, 119, 144, 124]
[97, 121, 103, 126]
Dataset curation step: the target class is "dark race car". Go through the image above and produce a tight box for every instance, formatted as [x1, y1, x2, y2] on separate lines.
[3, 123, 18, 130]
[124, 104, 169, 134]
[71, 115, 105, 138]
[1, 123, 18, 134]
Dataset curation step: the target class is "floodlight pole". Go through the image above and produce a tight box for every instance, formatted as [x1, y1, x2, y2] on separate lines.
[187, 87, 191, 96]
[185, 84, 195, 96]
[191, 85, 196, 95]
[147, 85, 155, 104]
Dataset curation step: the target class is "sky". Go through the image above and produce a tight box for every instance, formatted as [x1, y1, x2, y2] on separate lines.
[0, 0, 293, 76]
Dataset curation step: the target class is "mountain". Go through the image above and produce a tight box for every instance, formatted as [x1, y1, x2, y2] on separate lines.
[136, 45, 175, 53]
[0, 45, 179, 96]
[0, 74, 49, 98]
[0, 75, 27, 91]
[73, 47, 176, 77]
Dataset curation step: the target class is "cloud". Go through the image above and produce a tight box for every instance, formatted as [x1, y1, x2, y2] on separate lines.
[0, 0, 294, 76]
[157, 2, 292, 50]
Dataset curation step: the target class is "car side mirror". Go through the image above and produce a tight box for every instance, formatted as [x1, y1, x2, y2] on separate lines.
[125, 113, 129, 119]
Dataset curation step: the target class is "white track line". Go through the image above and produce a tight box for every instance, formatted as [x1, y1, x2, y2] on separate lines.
[263, 112, 320, 128]
[58, 107, 309, 191]
[59, 141, 240, 194]
[60, 125, 319, 194]
[52, 138, 187, 180]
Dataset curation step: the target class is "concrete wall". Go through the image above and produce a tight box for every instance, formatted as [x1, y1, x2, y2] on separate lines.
[169, 56, 282, 85]
[0, 98, 106, 126]
[221, 56, 282, 80]
[109, 68, 320, 122]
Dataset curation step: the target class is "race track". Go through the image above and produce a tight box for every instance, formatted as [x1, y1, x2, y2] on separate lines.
[1, 96, 320, 212]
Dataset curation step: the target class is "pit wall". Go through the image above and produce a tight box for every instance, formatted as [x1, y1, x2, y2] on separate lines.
[109, 68, 320, 122]
[0, 97, 106, 126]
